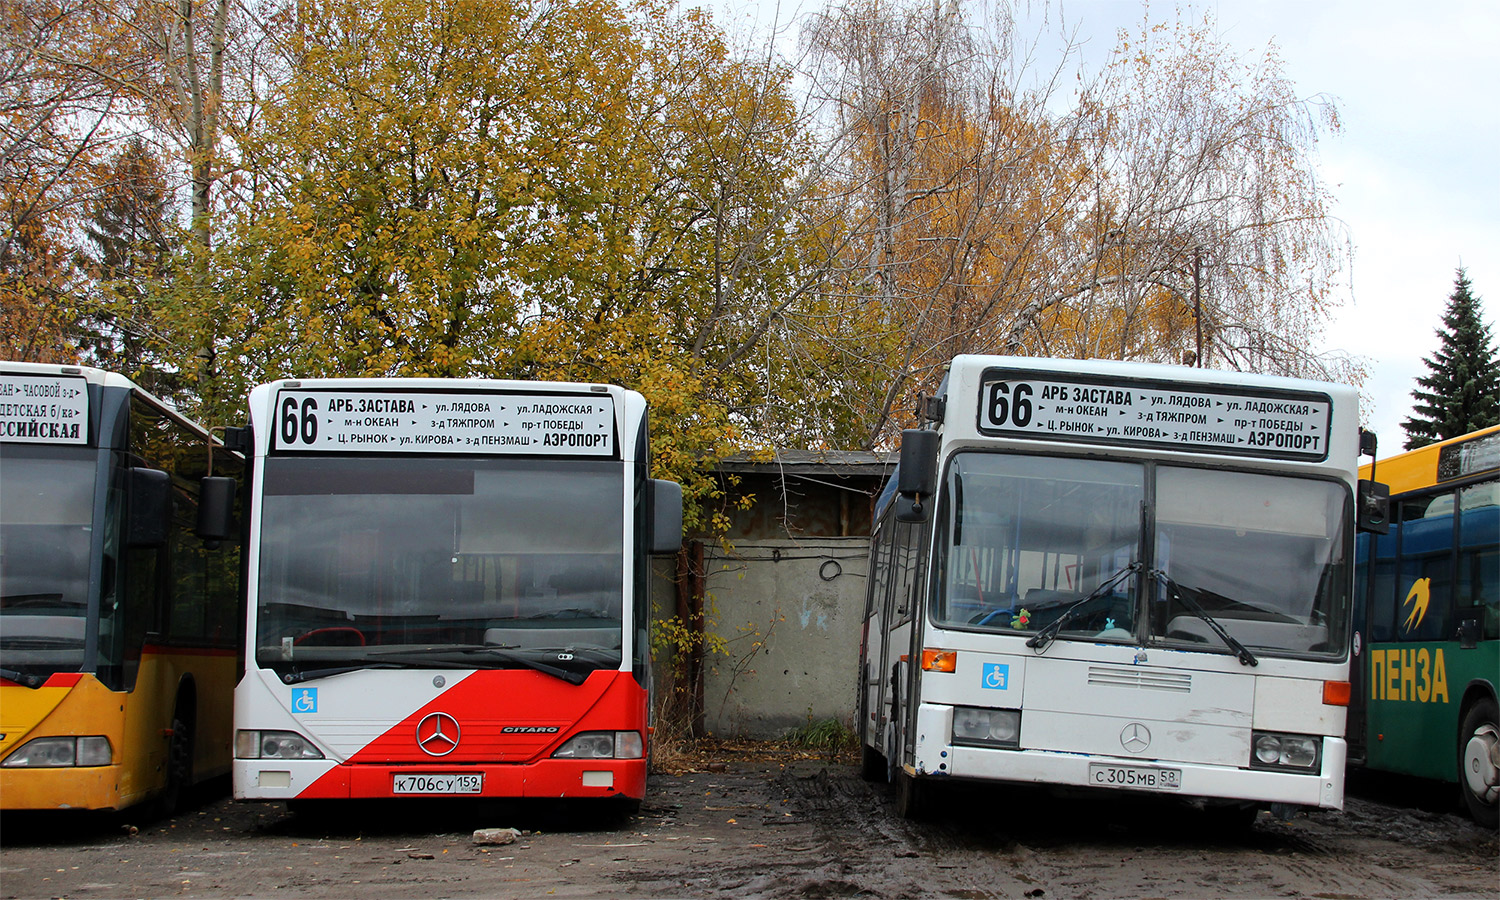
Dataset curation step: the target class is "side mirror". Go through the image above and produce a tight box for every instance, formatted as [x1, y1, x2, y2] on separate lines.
[896, 429, 939, 497]
[894, 429, 940, 524]
[650, 479, 683, 555]
[127, 467, 172, 547]
[1357, 479, 1390, 534]
[196, 476, 238, 542]
[1359, 428, 1379, 458]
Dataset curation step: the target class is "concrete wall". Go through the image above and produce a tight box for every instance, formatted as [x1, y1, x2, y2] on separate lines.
[699, 537, 869, 739]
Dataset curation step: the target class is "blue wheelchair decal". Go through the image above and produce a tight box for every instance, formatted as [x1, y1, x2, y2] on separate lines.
[981, 663, 1010, 690]
[292, 687, 318, 714]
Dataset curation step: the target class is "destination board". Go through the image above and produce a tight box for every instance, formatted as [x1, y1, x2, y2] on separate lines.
[976, 370, 1332, 461]
[0, 372, 88, 444]
[272, 389, 615, 456]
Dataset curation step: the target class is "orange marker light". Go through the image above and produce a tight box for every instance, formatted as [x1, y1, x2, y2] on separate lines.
[1322, 680, 1351, 706]
[921, 648, 957, 672]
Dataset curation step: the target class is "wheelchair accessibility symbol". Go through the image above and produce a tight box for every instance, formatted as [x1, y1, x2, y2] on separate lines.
[292, 687, 318, 714]
[981, 663, 1010, 690]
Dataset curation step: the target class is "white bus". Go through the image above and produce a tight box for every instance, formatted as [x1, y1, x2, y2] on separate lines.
[232, 378, 680, 813]
[858, 356, 1383, 824]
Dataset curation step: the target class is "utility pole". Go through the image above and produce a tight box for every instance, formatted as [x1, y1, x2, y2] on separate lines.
[1193, 247, 1203, 367]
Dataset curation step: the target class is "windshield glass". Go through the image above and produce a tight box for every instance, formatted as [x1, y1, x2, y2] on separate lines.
[0, 445, 98, 676]
[256, 456, 624, 671]
[1153, 466, 1350, 656]
[934, 453, 1143, 641]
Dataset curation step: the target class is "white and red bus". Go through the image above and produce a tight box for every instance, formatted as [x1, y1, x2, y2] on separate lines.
[232, 378, 680, 812]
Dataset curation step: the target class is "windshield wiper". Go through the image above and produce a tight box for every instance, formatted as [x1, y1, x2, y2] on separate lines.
[1025, 561, 1141, 653]
[279, 662, 406, 684]
[367, 644, 592, 686]
[1151, 570, 1259, 667]
[0, 667, 47, 689]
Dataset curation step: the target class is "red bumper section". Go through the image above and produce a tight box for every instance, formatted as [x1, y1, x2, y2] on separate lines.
[295, 669, 650, 800]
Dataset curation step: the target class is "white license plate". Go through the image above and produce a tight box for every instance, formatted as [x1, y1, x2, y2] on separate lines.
[392, 773, 483, 795]
[1089, 762, 1181, 792]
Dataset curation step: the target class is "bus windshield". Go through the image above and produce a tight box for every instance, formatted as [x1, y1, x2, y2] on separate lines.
[0, 445, 97, 677]
[255, 456, 624, 672]
[1154, 466, 1350, 657]
[933, 452, 1350, 658]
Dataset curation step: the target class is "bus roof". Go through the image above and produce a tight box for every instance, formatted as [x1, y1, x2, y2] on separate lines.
[1360, 424, 1500, 495]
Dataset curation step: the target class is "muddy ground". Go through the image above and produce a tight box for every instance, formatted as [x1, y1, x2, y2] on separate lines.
[1, 749, 1495, 899]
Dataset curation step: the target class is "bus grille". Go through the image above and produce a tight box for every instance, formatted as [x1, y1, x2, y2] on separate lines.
[1087, 665, 1192, 693]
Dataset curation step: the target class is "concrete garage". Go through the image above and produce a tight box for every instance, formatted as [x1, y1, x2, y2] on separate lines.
[662, 450, 892, 739]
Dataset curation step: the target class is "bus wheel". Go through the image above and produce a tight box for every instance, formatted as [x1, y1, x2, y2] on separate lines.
[860, 741, 888, 783]
[159, 716, 193, 816]
[1203, 801, 1259, 834]
[894, 769, 927, 820]
[1459, 697, 1499, 829]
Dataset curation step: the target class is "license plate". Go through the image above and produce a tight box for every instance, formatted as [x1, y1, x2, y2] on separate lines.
[392, 773, 483, 794]
[1089, 762, 1181, 792]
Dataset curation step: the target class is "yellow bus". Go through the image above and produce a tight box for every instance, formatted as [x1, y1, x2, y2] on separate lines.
[1351, 425, 1499, 827]
[1, 363, 244, 812]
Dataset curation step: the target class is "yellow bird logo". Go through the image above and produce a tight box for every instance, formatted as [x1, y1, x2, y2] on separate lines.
[1402, 578, 1431, 632]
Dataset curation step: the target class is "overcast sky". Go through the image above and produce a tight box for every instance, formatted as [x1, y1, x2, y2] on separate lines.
[1048, 0, 1500, 452]
[716, 0, 1499, 452]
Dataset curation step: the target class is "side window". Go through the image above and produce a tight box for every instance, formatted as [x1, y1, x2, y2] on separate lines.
[1395, 493, 1454, 642]
[129, 393, 241, 647]
[866, 517, 893, 623]
[1458, 481, 1499, 640]
[1367, 527, 1398, 642]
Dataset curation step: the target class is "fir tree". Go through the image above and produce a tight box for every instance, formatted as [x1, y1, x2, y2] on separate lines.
[1402, 268, 1500, 449]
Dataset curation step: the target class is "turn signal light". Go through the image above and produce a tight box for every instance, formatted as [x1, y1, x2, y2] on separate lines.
[921, 648, 957, 672]
[1322, 680, 1351, 706]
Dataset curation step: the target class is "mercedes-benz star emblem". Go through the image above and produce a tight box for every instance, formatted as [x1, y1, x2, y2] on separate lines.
[416, 712, 461, 756]
[1120, 723, 1151, 753]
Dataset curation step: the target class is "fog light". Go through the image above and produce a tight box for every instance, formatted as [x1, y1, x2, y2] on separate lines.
[1251, 731, 1319, 770]
[1, 736, 113, 768]
[553, 732, 616, 759]
[235, 730, 323, 759]
[1254, 734, 1283, 765]
[952, 707, 1021, 748]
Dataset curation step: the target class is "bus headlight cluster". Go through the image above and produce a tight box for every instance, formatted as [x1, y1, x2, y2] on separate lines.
[1, 736, 113, 768]
[952, 707, 1021, 748]
[235, 730, 324, 760]
[1251, 732, 1319, 770]
[552, 731, 644, 760]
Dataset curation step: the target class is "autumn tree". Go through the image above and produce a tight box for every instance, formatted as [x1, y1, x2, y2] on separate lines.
[0, 0, 147, 361]
[74, 137, 185, 398]
[797, 1, 1358, 447]
[1402, 269, 1500, 448]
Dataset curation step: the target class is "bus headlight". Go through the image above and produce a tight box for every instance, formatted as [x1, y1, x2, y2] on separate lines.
[1251, 732, 1320, 770]
[1, 736, 113, 768]
[952, 707, 1021, 748]
[552, 731, 644, 760]
[236, 730, 324, 760]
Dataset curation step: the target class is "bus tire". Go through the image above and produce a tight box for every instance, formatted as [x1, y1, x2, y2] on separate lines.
[1459, 696, 1499, 829]
[1203, 801, 1259, 834]
[159, 716, 193, 816]
[894, 769, 925, 820]
[860, 741, 887, 783]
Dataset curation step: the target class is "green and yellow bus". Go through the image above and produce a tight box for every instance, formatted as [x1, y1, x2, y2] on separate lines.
[1, 363, 244, 813]
[1351, 425, 1499, 827]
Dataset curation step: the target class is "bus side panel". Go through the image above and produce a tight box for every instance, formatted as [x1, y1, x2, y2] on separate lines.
[132, 645, 239, 787]
[1365, 640, 1497, 782]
